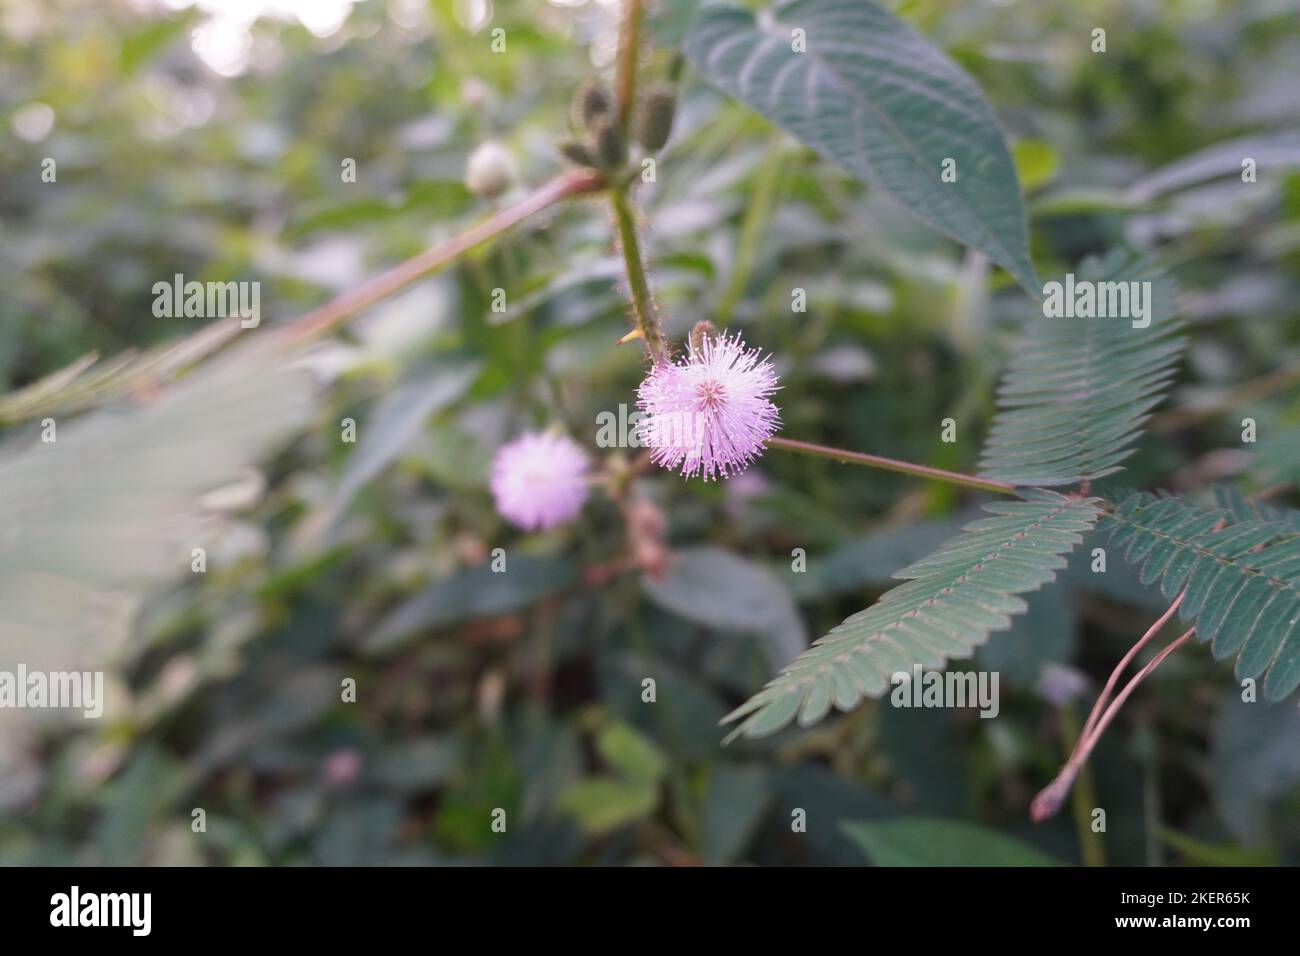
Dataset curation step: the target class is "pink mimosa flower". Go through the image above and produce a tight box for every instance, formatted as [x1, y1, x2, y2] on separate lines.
[636, 330, 781, 480]
[490, 431, 590, 530]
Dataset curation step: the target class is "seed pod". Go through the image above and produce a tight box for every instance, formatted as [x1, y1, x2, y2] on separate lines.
[592, 120, 626, 170]
[637, 84, 677, 153]
[464, 141, 516, 199]
[556, 138, 597, 168]
[571, 77, 612, 131]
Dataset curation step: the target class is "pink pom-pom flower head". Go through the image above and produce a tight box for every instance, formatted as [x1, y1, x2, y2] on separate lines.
[490, 430, 590, 530]
[636, 329, 781, 480]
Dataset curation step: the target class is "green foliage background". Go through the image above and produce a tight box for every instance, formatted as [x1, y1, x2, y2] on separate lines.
[1, 0, 1299, 866]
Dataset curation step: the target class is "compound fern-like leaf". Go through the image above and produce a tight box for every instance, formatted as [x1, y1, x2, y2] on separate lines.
[1213, 484, 1300, 533]
[723, 490, 1103, 739]
[979, 254, 1184, 486]
[1105, 492, 1300, 701]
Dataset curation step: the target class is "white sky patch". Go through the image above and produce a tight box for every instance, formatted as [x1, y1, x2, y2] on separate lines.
[164, 0, 356, 76]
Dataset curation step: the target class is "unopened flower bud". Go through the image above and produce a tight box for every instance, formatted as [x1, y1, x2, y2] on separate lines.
[571, 77, 613, 131]
[465, 140, 516, 199]
[637, 84, 677, 153]
[592, 120, 626, 171]
[556, 138, 597, 168]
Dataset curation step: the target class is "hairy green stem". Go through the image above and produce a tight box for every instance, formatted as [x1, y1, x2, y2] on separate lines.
[611, 187, 669, 362]
[605, 0, 670, 362]
[615, 0, 643, 137]
[767, 436, 1017, 495]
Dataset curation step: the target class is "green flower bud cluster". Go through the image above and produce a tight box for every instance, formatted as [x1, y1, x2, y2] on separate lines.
[556, 78, 623, 172]
[556, 74, 678, 173]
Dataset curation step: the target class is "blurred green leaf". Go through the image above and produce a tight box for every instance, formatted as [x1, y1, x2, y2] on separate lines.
[788, 514, 970, 601]
[1155, 826, 1279, 867]
[118, 14, 192, 73]
[1211, 691, 1300, 844]
[436, 734, 522, 854]
[597, 722, 667, 783]
[1127, 130, 1300, 202]
[330, 361, 480, 520]
[976, 585, 1074, 687]
[313, 798, 403, 866]
[881, 704, 970, 816]
[644, 546, 806, 671]
[559, 778, 659, 836]
[95, 747, 187, 865]
[362, 555, 575, 654]
[373, 736, 465, 793]
[702, 764, 768, 864]
[1012, 139, 1060, 192]
[842, 818, 1063, 866]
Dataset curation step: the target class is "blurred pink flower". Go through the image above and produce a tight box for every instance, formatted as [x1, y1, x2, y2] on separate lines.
[490, 431, 590, 530]
[636, 330, 781, 480]
[324, 748, 362, 786]
[1036, 664, 1090, 707]
[725, 469, 771, 517]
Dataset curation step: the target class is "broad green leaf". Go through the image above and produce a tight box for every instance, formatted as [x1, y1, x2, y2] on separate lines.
[787, 513, 971, 601]
[330, 360, 480, 519]
[643, 546, 785, 631]
[597, 723, 667, 783]
[685, 0, 1037, 291]
[361, 555, 574, 655]
[842, 818, 1062, 866]
[559, 777, 659, 836]
[702, 764, 768, 865]
[644, 546, 807, 672]
[1126, 129, 1300, 202]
